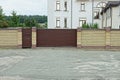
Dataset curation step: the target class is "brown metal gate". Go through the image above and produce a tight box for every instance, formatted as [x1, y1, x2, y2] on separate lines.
[22, 28, 32, 48]
[37, 29, 77, 47]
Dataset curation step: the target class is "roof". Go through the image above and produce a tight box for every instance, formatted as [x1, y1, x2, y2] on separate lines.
[101, 1, 120, 15]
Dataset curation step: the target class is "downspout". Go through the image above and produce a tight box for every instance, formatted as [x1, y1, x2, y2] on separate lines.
[111, 8, 112, 28]
[71, 0, 73, 29]
[101, 8, 103, 28]
[101, 7, 104, 29]
[92, 0, 94, 26]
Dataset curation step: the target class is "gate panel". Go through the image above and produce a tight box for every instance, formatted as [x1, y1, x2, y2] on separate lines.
[37, 29, 77, 47]
[22, 28, 32, 48]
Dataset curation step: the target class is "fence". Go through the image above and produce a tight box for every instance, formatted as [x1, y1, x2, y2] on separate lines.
[0, 27, 120, 49]
[77, 27, 120, 49]
[0, 28, 22, 48]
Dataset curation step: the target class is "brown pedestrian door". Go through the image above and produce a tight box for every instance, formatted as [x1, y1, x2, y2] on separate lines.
[37, 29, 77, 47]
[22, 28, 32, 48]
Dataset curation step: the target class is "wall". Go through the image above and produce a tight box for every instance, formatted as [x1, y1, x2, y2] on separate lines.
[1, 28, 120, 49]
[48, 0, 110, 29]
[48, 0, 72, 29]
[101, 4, 120, 29]
[0, 28, 22, 48]
[112, 6, 120, 29]
[111, 30, 120, 48]
[77, 28, 120, 49]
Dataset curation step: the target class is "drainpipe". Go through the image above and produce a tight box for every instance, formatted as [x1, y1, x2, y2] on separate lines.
[92, 0, 94, 27]
[71, 0, 73, 29]
[111, 8, 112, 29]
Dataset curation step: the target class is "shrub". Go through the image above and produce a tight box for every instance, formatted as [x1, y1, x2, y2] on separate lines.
[92, 23, 98, 29]
[0, 20, 9, 28]
[82, 23, 98, 29]
[82, 24, 89, 29]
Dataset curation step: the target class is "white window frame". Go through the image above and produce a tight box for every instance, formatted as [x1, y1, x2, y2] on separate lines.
[56, 1, 60, 11]
[94, 11, 100, 19]
[56, 17, 60, 28]
[79, 18, 86, 27]
[80, 2, 85, 11]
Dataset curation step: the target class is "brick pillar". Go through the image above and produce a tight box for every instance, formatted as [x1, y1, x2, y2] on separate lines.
[32, 27, 37, 48]
[77, 28, 82, 48]
[18, 28, 22, 48]
[105, 27, 111, 49]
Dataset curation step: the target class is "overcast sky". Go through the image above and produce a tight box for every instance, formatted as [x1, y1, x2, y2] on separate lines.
[0, 0, 47, 16]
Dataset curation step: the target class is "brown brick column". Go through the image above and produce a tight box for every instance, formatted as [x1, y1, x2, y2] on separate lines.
[32, 27, 37, 48]
[105, 27, 111, 49]
[18, 28, 22, 48]
[77, 28, 82, 48]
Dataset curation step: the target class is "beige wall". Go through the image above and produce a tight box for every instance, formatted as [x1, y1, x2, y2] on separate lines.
[77, 29, 120, 48]
[32, 28, 36, 48]
[81, 30, 106, 46]
[0, 29, 22, 48]
[111, 31, 120, 46]
[77, 30, 106, 47]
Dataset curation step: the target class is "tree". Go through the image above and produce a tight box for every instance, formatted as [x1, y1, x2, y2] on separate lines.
[0, 6, 9, 28]
[24, 18, 37, 27]
[10, 11, 20, 27]
[0, 6, 5, 20]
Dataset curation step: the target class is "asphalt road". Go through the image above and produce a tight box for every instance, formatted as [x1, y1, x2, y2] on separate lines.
[0, 47, 120, 80]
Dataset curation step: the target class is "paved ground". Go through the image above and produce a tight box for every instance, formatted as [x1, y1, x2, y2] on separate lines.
[0, 47, 120, 80]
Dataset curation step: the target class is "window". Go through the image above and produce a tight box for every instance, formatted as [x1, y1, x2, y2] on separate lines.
[81, 2, 85, 11]
[56, 1, 60, 11]
[97, 2, 106, 8]
[56, 17, 60, 28]
[64, 18, 67, 28]
[64, 1, 67, 11]
[94, 11, 100, 19]
[79, 18, 86, 27]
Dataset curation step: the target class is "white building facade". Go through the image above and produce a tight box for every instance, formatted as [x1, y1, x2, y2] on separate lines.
[101, 1, 120, 29]
[48, 0, 117, 29]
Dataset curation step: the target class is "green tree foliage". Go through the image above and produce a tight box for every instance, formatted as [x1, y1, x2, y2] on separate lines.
[9, 11, 20, 27]
[1, 6, 47, 28]
[0, 6, 9, 28]
[5, 15, 47, 28]
[5, 15, 47, 24]
[24, 18, 37, 27]
[0, 6, 4, 20]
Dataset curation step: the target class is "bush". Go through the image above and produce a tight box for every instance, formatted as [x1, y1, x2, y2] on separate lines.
[82, 24, 89, 29]
[0, 20, 9, 28]
[36, 23, 47, 29]
[92, 23, 98, 29]
[82, 23, 98, 29]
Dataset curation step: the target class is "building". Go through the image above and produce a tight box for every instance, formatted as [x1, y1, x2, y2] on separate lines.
[101, 1, 120, 29]
[48, 0, 118, 29]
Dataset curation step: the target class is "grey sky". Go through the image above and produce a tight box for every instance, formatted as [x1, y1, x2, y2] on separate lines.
[0, 0, 47, 15]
